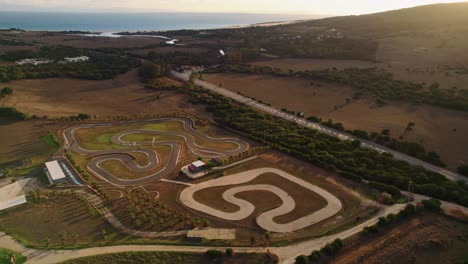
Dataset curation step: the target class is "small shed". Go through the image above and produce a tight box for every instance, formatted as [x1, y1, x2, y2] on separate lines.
[188, 160, 207, 173]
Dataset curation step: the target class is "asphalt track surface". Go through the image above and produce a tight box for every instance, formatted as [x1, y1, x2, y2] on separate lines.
[171, 71, 467, 183]
[180, 168, 343, 233]
[62, 117, 249, 186]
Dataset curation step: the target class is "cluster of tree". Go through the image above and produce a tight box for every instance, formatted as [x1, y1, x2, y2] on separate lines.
[204, 249, 234, 260]
[0, 47, 140, 82]
[306, 115, 446, 167]
[211, 65, 468, 112]
[146, 50, 222, 66]
[0, 87, 12, 97]
[457, 165, 468, 177]
[363, 203, 417, 235]
[295, 238, 344, 264]
[188, 88, 468, 206]
[0, 107, 28, 120]
[126, 188, 208, 231]
[0, 38, 31, 46]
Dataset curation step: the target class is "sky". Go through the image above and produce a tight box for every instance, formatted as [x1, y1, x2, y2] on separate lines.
[0, 0, 465, 15]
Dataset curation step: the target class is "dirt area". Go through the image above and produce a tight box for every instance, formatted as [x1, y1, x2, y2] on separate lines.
[204, 73, 468, 169]
[0, 119, 53, 164]
[186, 152, 376, 243]
[332, 212, 468, 264]
[250, 58, 379, 71]
[0, 194, 115, 247]
[0, 70, 187, 118]
[193, 172, 328, 226]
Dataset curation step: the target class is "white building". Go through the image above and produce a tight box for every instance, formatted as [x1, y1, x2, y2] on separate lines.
[16, 58, 54, 65]
[44, 160, 67, 185]
[64, 56, 89, 63]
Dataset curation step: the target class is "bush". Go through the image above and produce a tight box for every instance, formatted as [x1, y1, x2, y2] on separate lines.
[308, 250, 321, 262]
[295, 255, 309, 264]
[422, 199, 442, 212]
[225, 248, 233, 257]
[205, 250, 223, 260]
[457, 164, 468, 177]
[369, 181, 401, 196]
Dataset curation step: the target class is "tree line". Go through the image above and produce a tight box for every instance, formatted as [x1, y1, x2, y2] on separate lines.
[209, 64, 468, 112]
[188, 87, 468, 206]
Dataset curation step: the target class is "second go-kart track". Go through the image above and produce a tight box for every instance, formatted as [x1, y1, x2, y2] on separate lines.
[180, 168, 343, 233]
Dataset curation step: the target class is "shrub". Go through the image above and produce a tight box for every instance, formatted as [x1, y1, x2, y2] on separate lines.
[205, 250, 223, 260]
[457, 164, 468, 177]
[295, 255, 309, 264]
[422, 199, 442, 212]
[225, 248, 233, 257]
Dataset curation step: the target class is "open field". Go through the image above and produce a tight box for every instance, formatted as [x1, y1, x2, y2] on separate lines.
[0, 70, 186, 118]
[0, 193, 117, 247]
[333, 212, 468, 264]
[204, 73, 468, 169]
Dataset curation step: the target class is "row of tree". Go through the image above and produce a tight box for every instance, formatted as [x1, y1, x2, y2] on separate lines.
[188, 88, 468, 206]
[210, 64, 468, 112]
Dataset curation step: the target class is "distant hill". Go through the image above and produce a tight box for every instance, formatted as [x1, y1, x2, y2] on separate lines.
[302, 2, 468, 37]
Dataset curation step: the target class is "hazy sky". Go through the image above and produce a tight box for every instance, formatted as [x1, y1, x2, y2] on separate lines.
[0, 0, 464, 14]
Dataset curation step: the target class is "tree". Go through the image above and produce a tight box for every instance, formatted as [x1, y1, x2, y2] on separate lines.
[225, 248, 234, 257]
[422, 199, 442, 212]
[0, 87, 12, 97]
[139, 62, 161, 80]
[457, 164, 468, 177]
[295, 255, 309, 264]
[205, 250, 223, 260]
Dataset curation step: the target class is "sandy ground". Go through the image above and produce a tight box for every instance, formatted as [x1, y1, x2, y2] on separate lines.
[204, 73, 468, 169]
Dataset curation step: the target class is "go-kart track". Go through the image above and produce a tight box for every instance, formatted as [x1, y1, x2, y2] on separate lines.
[180, 168, 343, 233]
[62, 117, 249, 186]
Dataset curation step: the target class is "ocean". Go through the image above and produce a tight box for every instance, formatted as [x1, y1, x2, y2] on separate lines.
[0, 12, 320, 32]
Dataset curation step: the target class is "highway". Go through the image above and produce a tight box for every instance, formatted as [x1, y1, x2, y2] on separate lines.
[171, 71, 467, 183]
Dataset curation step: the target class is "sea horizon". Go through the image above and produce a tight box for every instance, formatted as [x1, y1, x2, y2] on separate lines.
[0, 11, 323, 32]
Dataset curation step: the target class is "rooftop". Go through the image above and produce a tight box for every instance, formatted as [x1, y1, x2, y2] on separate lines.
[45, 160, 66, 181]
[191, 160, 206, 168]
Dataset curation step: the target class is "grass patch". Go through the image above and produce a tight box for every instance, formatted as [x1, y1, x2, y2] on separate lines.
[40, 131, 60, 148]
[0, 248, 26, 264]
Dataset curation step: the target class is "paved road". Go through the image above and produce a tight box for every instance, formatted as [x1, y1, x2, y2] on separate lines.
[62, 117, 249, 186]
[180, 168, 342, 233]
[0, 203, 404, 264]
[171, 71, 467, 183]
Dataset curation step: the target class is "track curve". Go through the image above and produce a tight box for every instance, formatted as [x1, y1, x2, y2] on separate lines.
[62, 117, 249, 186]
[180, 168, 343, 233]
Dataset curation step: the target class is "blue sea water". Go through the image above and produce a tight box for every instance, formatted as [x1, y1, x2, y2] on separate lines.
[0, 12, 319, 32]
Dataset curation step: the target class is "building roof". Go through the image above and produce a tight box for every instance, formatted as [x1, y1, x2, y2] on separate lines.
[45, 160, 66, 181]
[191, 160, 206, 168]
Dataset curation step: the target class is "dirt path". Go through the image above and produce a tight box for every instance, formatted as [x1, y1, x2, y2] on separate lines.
[179, 168, 342, 233]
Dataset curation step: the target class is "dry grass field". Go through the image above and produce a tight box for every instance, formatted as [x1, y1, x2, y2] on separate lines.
[1, 70, 186, 118]
[0, 194, 116, 247]
[333, 212, 468, 264]
[204, 73, 468, 169]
